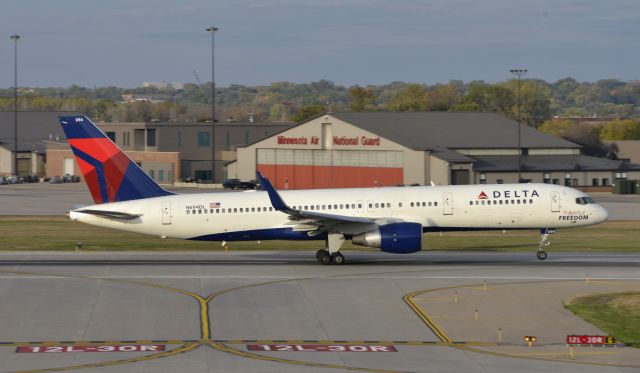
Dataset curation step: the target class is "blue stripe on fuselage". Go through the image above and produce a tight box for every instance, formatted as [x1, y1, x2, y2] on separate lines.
[189, 228, 327, 242]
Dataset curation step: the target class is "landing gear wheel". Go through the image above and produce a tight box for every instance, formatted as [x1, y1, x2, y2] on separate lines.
[537, 251, 548, 261]
[331, 252, 345, 265]
[318, 251, 332, 265]
[316, 249, 326, 261]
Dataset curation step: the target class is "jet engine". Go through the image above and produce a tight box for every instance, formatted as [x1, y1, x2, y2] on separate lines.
[351, 222, 422, 254]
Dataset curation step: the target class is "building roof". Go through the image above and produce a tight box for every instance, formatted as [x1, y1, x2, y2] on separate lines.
[472, 154, 640, 172]
[0, 111, 75, 153]
[330, 112, 579, 150]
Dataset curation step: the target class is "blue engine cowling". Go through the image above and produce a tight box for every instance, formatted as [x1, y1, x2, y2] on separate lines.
[351, 222, 423, 254]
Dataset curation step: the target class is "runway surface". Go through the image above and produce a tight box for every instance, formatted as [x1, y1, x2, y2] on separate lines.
[0, 251, 639, 373]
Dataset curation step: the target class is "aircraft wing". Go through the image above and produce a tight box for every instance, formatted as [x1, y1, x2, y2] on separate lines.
[256, 171, 399, 235]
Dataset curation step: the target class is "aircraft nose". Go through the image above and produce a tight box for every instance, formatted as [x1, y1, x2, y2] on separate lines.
[597, 205, 609, 222]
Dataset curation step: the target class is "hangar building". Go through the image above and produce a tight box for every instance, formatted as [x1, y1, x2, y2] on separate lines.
[228, 112, 640, 189]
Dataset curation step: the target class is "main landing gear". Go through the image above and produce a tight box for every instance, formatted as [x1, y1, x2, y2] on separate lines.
[316, 250, 344, 265]
[537, 228, 556, 261]
[316, 233, 346, 265]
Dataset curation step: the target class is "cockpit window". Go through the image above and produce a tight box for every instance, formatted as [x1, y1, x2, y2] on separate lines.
[575, 197, 596, 205]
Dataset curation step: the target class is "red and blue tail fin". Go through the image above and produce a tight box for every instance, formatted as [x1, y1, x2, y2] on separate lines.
[59, 115, 173, 204]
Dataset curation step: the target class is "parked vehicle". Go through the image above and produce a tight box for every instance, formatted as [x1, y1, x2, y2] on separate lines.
[49, 176, 62, 184]
[223, 179, 257, 190]
[0, 176, 7, 185]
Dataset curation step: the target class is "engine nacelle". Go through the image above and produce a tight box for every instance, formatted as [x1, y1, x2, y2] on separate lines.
[351, 222, 422, 254]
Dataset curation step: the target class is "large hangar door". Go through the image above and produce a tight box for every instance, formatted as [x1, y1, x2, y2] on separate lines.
[256, 149, 404, 189]
[450, 169, 470, 185]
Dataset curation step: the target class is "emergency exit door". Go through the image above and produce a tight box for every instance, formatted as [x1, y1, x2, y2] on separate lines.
[442, 192, 453, 215]
[550, 191, 561, 212]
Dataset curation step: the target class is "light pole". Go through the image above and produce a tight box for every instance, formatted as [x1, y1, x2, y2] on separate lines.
[205, 26, 218, 183]
[509, 69, 527, 183]
[10, 34, 20, 177]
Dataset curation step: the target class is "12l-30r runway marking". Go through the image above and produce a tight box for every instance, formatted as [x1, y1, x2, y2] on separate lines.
[1, 268, 638, 373]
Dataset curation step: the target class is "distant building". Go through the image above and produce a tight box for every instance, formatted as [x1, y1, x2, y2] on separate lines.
[551, 116, 623, 127]
[230, 112, 640, 190]
[0, 111, 73, 176]
[142, 81, 184, 90]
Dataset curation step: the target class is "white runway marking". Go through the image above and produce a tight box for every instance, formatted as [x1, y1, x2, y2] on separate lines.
[0, 275, 639, 280]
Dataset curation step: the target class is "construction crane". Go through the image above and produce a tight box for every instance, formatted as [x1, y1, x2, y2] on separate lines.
[192, 70, 202, 84]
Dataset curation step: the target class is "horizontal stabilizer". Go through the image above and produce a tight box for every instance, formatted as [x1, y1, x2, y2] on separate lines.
[74, 209, 143, 220]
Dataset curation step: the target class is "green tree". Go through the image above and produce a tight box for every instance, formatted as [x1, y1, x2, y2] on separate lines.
[291, 105, 325, 123]
[348, 85, 376, 112]
[600, 119, 640, 140]
[538, 119, 578, 137]
[385, 84, 427, 111]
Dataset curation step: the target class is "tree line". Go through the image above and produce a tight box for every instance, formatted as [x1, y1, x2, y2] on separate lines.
[1, 78, 640, 145]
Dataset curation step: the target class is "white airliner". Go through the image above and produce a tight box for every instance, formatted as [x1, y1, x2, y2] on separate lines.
[60, 116, 609, 265]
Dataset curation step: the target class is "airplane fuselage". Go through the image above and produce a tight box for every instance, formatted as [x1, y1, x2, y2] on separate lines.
[70, 183, 608, 243]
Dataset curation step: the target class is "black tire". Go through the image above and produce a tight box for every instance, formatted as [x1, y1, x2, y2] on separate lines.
[319, 251, 332, 265]
[316, 249, 325, 261]
[537, 251, 548, 260]
[332, 252, 345, 265]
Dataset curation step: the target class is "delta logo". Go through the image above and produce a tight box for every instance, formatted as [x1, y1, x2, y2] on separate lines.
[478, 191, 488, 200]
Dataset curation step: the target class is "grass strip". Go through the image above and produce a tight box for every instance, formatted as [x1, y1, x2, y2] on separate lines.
[0, 216, 639, 252]
[565, 292, 640, 348]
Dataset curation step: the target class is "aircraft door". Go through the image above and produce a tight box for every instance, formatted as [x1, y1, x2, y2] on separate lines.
[161, 201, 172, 225]
[550, 191, 561, 212]
[442, 192, 453, 215]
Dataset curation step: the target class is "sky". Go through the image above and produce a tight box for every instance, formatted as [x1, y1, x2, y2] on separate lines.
[1, 0, 639, 88]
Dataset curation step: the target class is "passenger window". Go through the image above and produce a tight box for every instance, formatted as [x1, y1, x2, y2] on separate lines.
[328, 205, 332, 210]
[334, 204, 338, 209]
[369, 203, 373, 208]
[523, 200, 527, 204]
[269, 207, 273, 211]
[340, 204, 344, 209]
[469, 201, 473, 206]
[375, 203, 379, 208]
[434, 202, 438, 206]
[475, 201, 479, 205]
[499, 200, 503, 205]
[493, 200, 498, 205]
[358, 204, 362, 209]
[345, 204, 349, 209]
[204, 209, 208, 214]
[387, 203, 391, 208]
[428, 202, 432, 207]
[421, 202, 425, 207]
[186, 210, 190, 215]
[198, 210, 202, 214]
[529, 199, 533, 204]
[322, 205, 326, 210]
[310, 206, 314, 210]
[410, 202, 414, 207]
[351, 204, 356, 209]
[399, 202, 403, 207]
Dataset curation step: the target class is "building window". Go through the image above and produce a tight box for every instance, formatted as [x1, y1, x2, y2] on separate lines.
[195, 170, 212, 181]
[602, 178, 610, 186]
[146, 129, 156, 147]
[123, 132, 130, 146]
[592, 178, 599, 186]
[158, 170, 164, 181]
[106, 131, 116, 143]
[552, 179, 559, 185]
[149, 170, 155, 179]
[543, 173, 550, 184]
[177, 132, 182, 147]
[198, 131, 211, 147]
[496, 179, 503, 184]
[615, 172, 628, 179]
[226, 131, 231, 147]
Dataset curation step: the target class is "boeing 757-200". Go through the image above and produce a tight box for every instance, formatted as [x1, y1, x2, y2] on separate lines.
[59, 116, 608, 265]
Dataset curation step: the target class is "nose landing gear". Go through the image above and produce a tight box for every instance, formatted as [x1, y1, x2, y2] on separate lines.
[537, 228, 556, 261]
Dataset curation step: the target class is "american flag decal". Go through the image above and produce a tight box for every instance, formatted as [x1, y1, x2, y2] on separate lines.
[210, 202, 221, 208]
